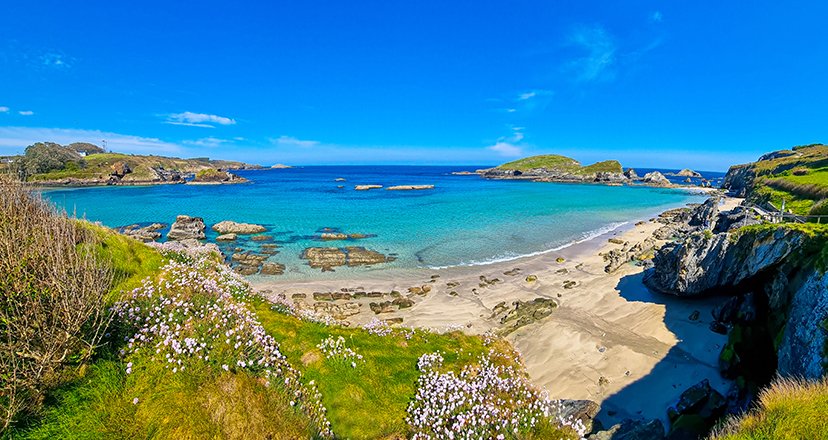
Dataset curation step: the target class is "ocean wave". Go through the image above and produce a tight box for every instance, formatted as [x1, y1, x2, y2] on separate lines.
[426, 221, 629, 270]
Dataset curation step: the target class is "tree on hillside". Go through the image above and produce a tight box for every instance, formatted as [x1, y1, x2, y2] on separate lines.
[16, 142, 86, 178]
[66, 142, 105, 156]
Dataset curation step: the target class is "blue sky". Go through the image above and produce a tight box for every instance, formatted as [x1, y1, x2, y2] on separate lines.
[1, 1, 826, 170]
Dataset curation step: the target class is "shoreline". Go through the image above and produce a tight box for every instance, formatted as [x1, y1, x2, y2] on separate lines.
[252, 193, 739, 427]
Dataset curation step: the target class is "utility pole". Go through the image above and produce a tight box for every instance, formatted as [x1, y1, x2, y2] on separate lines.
[102, 139, 108, 152]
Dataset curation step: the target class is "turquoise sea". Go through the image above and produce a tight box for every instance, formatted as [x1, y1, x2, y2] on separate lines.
[42, 166, 713, 279]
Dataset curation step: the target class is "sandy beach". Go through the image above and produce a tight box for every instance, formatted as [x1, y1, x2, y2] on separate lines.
[253, 194, 740, 426]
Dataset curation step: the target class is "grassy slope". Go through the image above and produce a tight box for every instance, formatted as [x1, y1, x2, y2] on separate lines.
[27, 153, 250, 182]
[741, 144, 828, 215]
[712, 378, 828, 440]
[496, 154, 622, 175]
[16, 228, 576, 439]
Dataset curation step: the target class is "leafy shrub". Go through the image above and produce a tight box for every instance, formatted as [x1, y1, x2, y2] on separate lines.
[0, 177, 112, 430]
[809, 199, 828, 216]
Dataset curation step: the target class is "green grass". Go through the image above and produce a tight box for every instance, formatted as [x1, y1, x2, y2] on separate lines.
[576, 160, 623, 175]
[19, 358, 315, 440]
[749, 185, 815, 215]
[497, 154, 582, 172]
[252, 299, 493, 438]
[85, 224, 165, 300]
[712, 377, 828, 440]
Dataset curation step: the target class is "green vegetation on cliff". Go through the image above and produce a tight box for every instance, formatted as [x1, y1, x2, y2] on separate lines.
[729, 144, 828, 215]
[713, 377, 828, 440]
[496, 154, 622, 174]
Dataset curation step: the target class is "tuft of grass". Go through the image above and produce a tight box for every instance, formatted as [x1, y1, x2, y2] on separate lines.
[711, 377, 828, 440]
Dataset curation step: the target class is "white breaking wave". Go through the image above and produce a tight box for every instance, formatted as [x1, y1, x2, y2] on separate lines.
[426, 221, 629, 270]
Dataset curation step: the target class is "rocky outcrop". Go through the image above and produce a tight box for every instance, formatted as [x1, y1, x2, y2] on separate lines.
[721, 164, 755, 197]
[603, 237, 657, 273]
[260, 262, 285, 275]
[355, 185, 382, 190]
[777, 270, 828, 379]
[216, 233, 237, 241]
[150, 167, 183, 183]
[386, 185, 435, 191]
[302, 246, 394, 271]
[319, 232, 370, 241]
[675, 168, 702, 178]
[623, 168, 640, 180]
[119, 223, 165, 242]
[642, 171, 670, 186]
[110, 161, 132, 178]
[712, 206, 762, 233]
[167, 215, 206, 241]
[644, 227, 804, 296]
[212, 221, 267, 234]
[687, 197, 720, 229]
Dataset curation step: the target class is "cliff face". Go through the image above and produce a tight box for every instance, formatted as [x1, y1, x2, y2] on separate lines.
[646, 223, 827, 379]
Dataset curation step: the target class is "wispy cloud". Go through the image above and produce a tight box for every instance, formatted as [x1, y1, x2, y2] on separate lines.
[0, 126, 182, 155]
[18, 110, 34, 116]
[40, 51, 73, 69]
[165, 111, 236, 128]
[486, 126, 527, 157]
[650, 11, 663, 23]
[183, 137, 231, 148]
[565, 24, 617, 82]
[271, 135, 320, 148]
[0, 106, 8, 113]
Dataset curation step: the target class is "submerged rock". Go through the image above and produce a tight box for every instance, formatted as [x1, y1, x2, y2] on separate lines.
[386, 185, 435, 191]
[167, 215, 206, 241]
[120, 223, 166, 242]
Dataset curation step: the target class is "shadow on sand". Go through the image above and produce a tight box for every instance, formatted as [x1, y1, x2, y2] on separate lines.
[594, 272, 730, 430]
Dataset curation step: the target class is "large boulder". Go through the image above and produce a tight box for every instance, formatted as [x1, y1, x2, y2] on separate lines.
[713, 206, 762, 233]
[642, 171, 671, 186]
[624, 168, 640, 180]
[212, 221, 267, 234]
[167, 215, 206, 241]
[676, 169, 702, 178]
[666, 379, 726, 440]
[687, 197, 720, 229]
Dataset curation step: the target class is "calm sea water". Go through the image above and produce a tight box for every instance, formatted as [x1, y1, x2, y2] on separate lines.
[42, 166, 714, 279]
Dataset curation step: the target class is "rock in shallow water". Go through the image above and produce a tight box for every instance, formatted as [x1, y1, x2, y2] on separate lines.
[211, 220, 267, 234]
[167, 215, 206, 241]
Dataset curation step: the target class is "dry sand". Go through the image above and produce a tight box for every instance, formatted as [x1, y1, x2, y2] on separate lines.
[253, 195, 741, 426]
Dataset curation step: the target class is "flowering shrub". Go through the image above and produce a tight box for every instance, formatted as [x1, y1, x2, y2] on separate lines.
[362, 317, 394, 336]
[112, 250, 333, 438]
[317, 336, 363, 368]
[407, 350, 587, 440]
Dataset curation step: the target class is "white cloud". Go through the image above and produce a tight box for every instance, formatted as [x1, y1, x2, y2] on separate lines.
[0, 126, 182, 155]
[651, 11, 663, 23]
[165, 111, 236, 128]
[183, 137, 231, 148]
[506, 108, 517, 113]
[518, 91, 537, 101]
[18, 110, 34, 116]
[271, 135, 320, 148]
[486, 126, 527, 157]
[565, 24, 617, 82]
[0, 106, 8, 113]
[488, 142, 523, 157]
